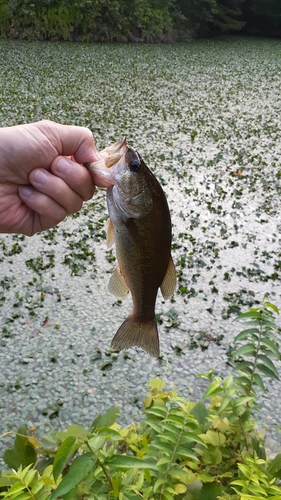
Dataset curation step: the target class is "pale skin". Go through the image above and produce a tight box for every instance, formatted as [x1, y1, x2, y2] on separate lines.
[0, 120, 113, 236]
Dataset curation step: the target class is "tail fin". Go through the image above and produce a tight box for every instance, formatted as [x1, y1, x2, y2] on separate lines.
[111, 316, 159, 358]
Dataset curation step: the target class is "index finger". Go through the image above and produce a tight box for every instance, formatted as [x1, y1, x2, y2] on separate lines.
[37, 121, 101, 164]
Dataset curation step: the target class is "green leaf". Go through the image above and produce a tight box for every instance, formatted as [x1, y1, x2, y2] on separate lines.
[165, 415, 186, 427]
[53, 435, 77, 482]
[238, 463, 251, 478]
[50, 453, 96, 500]
[153, 441, 174, 454]
[234, 396, 253, 407]
[199, 481, 223, 500]
[204, 430, 226, 446]
[234, 328, 260, 342]
[233, 375, 251, 387]
[235, 311, 261, 320]
[169, 467, 194, 483]
[91, 407, 120, 430]
[63, 487, 78, 500]
[97, 427, 122, 440]
[56, 424, 87, 442]
[216, 396, 231, 414]
[264, 302, 279, 314]
[146, 418, 162, 433]
[161, 422, 181, 435]
[158, 433, 177, 444]
[203, 381, 222, 399]
[257, 354, 279, 375]
[162, 490, 174, 500]
[197, 473, 216, 482]
[262, 318, 276, 328]
[3, 427, 37, 470]
[107, 455, 157, 470]
[191, 401, 208, 424]
[156, 456, 170, 466]
[182, 433, 206, 447]
[256, 363, 279, 380]
[24, 469, 37, 487]
[176, 447, 199, 461]
[146, 407, 167, 418]
[232, 343, 256, 358]
[0, 476, 14, 488]
[252, 373, 266, 392]
[149, 378, 166, 391]
[153, 477, 165, 493]
[6, 493, 31, 500]
[248, 483, 267, 495]
[3, 481, 26, 495]
[261, 338, 281, 359]
[268, 453, 281, 477]
[233, 360, 254, 374]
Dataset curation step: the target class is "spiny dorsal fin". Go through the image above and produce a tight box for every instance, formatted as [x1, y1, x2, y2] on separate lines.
[111, 316, 159, 357]
[108, 266, 129, 297]
[160, 257, 177, 299]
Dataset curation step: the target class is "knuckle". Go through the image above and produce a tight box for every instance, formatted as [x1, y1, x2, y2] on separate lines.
[71, 197, 83, 214]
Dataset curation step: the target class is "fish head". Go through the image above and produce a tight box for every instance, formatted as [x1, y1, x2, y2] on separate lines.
[86, 139, 153, 219]
[109, 145, 154, 219]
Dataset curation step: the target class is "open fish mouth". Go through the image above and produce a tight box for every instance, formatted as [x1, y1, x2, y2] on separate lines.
[84, 138, 127, 184]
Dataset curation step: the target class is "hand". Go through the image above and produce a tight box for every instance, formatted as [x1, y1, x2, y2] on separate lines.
[0, 120, 109, 236]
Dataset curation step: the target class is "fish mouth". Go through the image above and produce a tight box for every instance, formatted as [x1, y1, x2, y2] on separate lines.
[84, 138, 128, 185]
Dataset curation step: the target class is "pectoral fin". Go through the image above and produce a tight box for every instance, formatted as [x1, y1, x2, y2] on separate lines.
[106, 218, 115, 248]
[160, 257, 177, 299]
[108, 266, 129, 297]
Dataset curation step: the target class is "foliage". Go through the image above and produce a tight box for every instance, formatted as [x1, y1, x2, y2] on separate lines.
[211, 0, 246, 33]
[242, 0, 281, 37]
[1, 299, 281, 499]
[1, 0, 280, 41]
[0, 0, 176, 42]
[1, 0, 279, 41]
[175, 0, 217, 38]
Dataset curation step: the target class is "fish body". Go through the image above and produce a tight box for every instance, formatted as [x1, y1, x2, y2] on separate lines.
[85, 140, 176, 357]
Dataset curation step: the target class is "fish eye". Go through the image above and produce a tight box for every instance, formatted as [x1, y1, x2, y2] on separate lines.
[129, 159, 141, 172]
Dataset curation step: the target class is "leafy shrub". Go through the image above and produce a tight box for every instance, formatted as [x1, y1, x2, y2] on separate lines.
[0, 0, 252, 42]
[0, 299, 281, 499]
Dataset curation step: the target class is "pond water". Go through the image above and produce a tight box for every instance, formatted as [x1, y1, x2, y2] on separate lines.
[0, 38, 281, 456]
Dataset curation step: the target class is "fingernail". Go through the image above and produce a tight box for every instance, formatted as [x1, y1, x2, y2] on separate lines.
[19, 186, 33, 198]
[56, 157, 70, 174]
[34, 169, 48, 185]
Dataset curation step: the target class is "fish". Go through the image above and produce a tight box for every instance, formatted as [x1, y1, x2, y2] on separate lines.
[84, 139, 176, 357]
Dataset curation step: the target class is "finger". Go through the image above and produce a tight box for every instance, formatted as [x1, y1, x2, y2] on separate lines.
[50, 156, 95, 200]
[89, 171, 116, 188]
[29, 168, 84, 214]
[18, 185, 67, 232]
[37, 121, 101, 163]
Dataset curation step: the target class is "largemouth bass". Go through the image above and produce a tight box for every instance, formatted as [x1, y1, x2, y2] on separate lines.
[85, 139, 176, 357]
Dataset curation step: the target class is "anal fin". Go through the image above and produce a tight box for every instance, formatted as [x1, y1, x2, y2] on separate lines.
[108, 266, 129, 297]
[160, 256, 177, 299]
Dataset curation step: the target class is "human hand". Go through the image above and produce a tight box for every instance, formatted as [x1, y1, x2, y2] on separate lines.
[0, 120, 110, 236]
